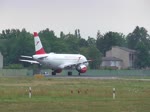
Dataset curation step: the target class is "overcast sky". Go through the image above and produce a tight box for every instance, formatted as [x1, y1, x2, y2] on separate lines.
[0, 0, 150, 38]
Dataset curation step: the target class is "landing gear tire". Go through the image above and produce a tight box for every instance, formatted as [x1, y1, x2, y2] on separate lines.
[78, 72, 81, 76]
[52, 72, 56, 75]
[68, 71, 72, 76]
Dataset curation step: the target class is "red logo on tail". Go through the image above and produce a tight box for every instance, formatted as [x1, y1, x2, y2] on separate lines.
[36, 41, 39, 46]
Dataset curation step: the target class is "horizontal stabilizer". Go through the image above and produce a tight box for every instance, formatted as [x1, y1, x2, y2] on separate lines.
[19, 59, 39, 64]
[21, 55, 33, 59]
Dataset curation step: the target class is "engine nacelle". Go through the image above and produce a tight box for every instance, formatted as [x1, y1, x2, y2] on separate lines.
[54, 69, 62, 73]
[76, 64, 87, 73]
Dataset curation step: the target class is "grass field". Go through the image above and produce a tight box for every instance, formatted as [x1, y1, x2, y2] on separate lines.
[0, 76, 150, 112]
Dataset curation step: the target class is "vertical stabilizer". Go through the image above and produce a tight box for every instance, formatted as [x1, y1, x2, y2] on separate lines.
[34, 32, 46, 54]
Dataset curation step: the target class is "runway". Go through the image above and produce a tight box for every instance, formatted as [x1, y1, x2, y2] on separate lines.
[47, 76, 119, 80]
[44, 74, 150, 81]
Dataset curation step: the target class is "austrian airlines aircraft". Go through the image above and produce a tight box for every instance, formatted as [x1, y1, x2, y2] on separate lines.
[20, 32, 89, 75]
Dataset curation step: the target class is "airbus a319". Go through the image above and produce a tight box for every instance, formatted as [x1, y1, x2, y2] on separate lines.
[20, 32, 90, 76]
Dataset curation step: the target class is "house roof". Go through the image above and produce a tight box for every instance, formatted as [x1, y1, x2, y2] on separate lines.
[113, 46, 136, 53]
[102, 57, 123, 61]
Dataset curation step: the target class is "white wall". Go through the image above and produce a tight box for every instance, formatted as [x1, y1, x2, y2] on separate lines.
[0, 52, 3, 69]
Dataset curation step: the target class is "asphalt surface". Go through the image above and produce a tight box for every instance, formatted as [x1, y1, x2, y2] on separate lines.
[45, 74, 150, 81]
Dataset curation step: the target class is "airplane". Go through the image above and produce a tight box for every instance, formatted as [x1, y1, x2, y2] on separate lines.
[20, 32, 90, 76]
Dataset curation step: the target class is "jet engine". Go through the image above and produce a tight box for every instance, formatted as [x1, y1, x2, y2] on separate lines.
[76, 64, 87, 73]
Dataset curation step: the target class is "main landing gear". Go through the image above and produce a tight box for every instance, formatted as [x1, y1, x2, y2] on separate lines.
[78, 72, 81, 76]
[51, 70, 81, 76]
[52, 71, 56, 75]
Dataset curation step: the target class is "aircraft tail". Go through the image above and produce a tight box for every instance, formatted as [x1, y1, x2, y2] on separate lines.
[34, 32, 46, 54]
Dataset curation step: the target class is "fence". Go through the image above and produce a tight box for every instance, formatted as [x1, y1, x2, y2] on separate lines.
[0, 69, 150, 77]
[0, 69, 32, 77]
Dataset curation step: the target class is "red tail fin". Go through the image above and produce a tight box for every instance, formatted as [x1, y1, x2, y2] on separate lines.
[34, 32, 46, 54]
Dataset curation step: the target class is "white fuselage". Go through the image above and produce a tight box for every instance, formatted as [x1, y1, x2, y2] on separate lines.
[33, 53, 88, 69]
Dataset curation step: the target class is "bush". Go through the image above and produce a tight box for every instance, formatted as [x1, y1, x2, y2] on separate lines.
[4, 64, 24, 69]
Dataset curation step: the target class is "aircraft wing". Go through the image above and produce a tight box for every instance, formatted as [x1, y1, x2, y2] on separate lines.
[19, 59, 39, 64]
[58, 63, 75, 69]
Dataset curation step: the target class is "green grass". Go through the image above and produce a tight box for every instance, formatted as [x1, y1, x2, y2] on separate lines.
[0, 77, 150, 112]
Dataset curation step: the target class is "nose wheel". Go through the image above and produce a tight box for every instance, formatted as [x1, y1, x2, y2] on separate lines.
[78, 72, 81, 76]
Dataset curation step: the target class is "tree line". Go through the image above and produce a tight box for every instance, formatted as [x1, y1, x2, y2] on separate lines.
[0, 26, 150, 69]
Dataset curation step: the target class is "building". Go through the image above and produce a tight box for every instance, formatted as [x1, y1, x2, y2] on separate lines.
[101, 46, 136, 69]
[101, 57, 123, 69]
[0, 52, 3, 69]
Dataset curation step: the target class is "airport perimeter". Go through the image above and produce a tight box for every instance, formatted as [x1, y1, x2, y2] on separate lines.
[0, 69, 150, 77]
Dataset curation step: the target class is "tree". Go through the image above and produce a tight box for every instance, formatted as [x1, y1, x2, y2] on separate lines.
[87, 36, 96, 46]
[75, 29, 81, 38]
[52, 39, 69, 53]
[96, 31, 125, 56]
[88, 46, 102, 69]
[127, 26, 150, 50]
[127, 26, 150, 68]
[39, 28, 57, 53]
[60, 31, 65, 39]
[135, 42, 150, 68]
[96, 30, 104, 55]
[64, 33, 80, 53]
[7, 29, 34, 65]
[78, 38, 88, 47]
[82, 36, 102, 68]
